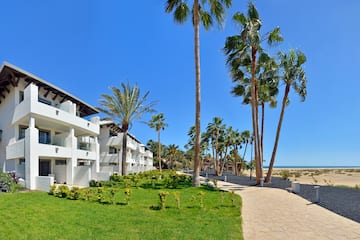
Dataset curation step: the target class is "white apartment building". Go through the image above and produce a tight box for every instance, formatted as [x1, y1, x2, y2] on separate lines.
[99, 120, 154, 175]
[0, 62, 154, 191]
[0, 62, 100, 191]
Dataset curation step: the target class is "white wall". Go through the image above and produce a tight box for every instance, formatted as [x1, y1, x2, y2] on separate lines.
[73, 165, 91, 187]
[35, 176, 54, 192]
[0, 82, 17, 172]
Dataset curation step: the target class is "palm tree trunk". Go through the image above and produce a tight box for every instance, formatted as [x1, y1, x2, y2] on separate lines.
[193, 0, 201, 187]
[265, 84, 290, 183]
[212, 143, 216, 175]
[158, 129, 162, 173]
[261, 102, 265, 164]
[242, 142, 248, 161]
[215, 132, 219, 175]
[121, 129, 128, 176]
[250, 47, 261, 184]
[255, 86, 263, 181]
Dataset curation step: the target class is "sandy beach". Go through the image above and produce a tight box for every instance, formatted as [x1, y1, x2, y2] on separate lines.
[266, 168, 360, 188]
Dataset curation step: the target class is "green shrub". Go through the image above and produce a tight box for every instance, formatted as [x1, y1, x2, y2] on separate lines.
[279, 170, 290, 180]
[293, 172, 301, 178]
[82, 188, 93, 201]
[192, 191, 205, 208]
[56, 185, 70, 198]
[198, 191, 205, 208]
[220, 191, 225, 204]
[124, 188, 131, 205]
[0, 173, 13, 192]
[89, 179, 98, 187]
[124, 179, 132, 188]
[158, 191, 169, 210]
[49, 185, 57, 195]
[173, 191, 181, 209]
[68, 187, 81, 200]
[97, 187, 105, 203]
[110, 173, 122, 182]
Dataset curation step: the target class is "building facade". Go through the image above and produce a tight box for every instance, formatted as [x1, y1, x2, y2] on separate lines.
[0, 62, 154, 191]
[0, 62, 100, 190]
[99, 121, 154, 175]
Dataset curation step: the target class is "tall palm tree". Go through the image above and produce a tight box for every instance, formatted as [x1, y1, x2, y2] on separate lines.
[265, 50, 307, 182]
[98, 82, 156, 175]
[147, 113, 168, 173]
[165, 0, 232, 187]
[224, 2, 282, 184]
[230, 52, 279, 167]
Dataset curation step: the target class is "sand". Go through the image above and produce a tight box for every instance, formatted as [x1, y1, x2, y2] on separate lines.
[263, 168, 360, 188]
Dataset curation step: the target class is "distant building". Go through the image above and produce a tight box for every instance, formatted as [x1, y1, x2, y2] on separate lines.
[0, 62, 153, 191]
[99, 120, 154, 175]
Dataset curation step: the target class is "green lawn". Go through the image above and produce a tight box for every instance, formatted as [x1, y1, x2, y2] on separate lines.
[0, 187, 243, 240]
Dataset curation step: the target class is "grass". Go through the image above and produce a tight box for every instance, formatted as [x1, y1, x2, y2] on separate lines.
[0, 186, 242, 240]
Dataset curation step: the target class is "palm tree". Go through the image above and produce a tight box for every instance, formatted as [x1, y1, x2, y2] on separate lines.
[98, 82, 156, 175]
[240, 130, 251, 160]
[147, 113, 168, 173]
[224, 2, 282, 184]
[230, 53, 279, 168]
[204, 117, 225, 175]
[167, 144, 179, 169]
[165, 0, 232, 187]
[265, 50, 307, 183]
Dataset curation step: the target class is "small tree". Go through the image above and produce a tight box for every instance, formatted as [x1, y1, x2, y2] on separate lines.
[147, 113, 168, 173]
[98, 82, 156, 175]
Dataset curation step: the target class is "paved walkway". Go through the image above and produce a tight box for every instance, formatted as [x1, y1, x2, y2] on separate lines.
[216, 180, 360, 240]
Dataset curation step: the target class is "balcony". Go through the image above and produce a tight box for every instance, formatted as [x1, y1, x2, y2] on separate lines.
[138, 145, 145, 154]
[12, 86, 99, 136]
[76, 149, 97, 160]
[6, 139, 25, 159]
[106, 135, 137, 151]
[127, 140, 137, 150]
[38, 143, 72, 158]
[144, 151, 153, 158]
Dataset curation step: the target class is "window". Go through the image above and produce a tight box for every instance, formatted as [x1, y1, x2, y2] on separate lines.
[19, 126, 27, 140]
[19, 159, 25, 165]
[55, 160, 66, 165]
[0, 129, 2, 142]
[109, 146, 118, 154]
[19, 91, 24, 103]
[38, 97, 52, 105]
[39, 130, 51, 144]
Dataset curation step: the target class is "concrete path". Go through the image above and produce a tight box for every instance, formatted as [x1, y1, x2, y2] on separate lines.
[216, 180, 360, 240]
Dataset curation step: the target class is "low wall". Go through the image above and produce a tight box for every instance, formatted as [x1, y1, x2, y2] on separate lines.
[73, 166, 91, 187]
[97, 172, 110, 181]
[35, 176, 54, 192]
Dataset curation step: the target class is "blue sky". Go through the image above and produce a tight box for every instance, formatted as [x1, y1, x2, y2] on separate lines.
[1, 1, 359, 166]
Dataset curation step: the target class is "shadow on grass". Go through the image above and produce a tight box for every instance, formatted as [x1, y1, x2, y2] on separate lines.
[116, 202, 129, 206]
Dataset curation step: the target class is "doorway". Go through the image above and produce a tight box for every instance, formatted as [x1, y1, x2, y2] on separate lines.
[39, 160, 51, 176]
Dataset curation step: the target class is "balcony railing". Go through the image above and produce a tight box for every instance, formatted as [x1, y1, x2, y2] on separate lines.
[6, 139, 25, 159]
[13, 95, 99, 135]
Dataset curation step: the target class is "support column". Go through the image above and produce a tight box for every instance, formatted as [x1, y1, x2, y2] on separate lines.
[65, 128, 77, 185]
[95, 136, 100, 173]
[25, 117, 39, 190]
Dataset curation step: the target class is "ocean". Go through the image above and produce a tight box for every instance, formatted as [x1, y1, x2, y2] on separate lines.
[264, 166, 360, 169]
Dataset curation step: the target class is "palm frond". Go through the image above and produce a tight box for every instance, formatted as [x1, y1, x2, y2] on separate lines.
[173, 2, 190, 24]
